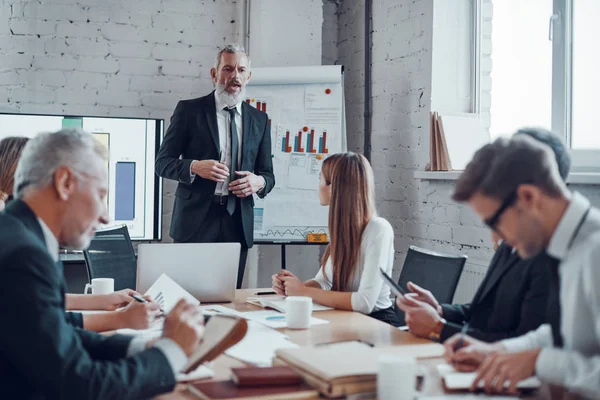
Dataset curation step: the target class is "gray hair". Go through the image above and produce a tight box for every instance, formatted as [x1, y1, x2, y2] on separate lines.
[14, 129, 107, 198]
[213, 43, 251, 70]
[452, 135, 566, 203]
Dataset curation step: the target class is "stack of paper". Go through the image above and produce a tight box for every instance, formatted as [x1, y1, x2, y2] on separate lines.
[274, 341, 445, 398]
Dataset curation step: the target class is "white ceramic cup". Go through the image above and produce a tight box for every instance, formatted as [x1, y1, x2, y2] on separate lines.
[377, 355, 417, 400]
[285, 296, 313, 329]
[84, 278, 114, 295]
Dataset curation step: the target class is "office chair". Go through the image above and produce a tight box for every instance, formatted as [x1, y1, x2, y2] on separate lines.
[394, 245, 467, 324]
[83, 225, 137, 292]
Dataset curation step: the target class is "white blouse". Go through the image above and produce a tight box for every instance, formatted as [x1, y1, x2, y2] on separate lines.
[312, 217, 395, 314]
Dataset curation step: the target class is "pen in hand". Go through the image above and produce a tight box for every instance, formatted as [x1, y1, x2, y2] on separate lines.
[131, 293, 164, 315]
[454, 323, 470, 352]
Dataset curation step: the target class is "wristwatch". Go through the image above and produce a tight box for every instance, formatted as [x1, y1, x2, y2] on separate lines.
[428, 317, 447, 342]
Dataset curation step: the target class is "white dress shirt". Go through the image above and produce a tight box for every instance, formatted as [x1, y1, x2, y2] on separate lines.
[37, 218, 187, 374]
[312, 217, 395, 314]
[214, 92, 243, 195]
[501, 192, 600, 399]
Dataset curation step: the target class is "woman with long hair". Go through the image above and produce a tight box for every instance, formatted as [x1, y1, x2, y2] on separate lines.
[272, 152, 400, 326]
[0, 137, 29, 211]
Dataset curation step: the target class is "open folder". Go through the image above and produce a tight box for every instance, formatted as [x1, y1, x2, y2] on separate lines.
[246, 296, 333, 313]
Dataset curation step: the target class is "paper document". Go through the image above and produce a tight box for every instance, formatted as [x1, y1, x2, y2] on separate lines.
[420, 397, 518, 400]
[176, 364, 214, 382]
[199, 304, 245, 318]
[443, 370, 541, 390]
[225, 321, 298, 366]
[116, 319, 163, 340]
[246, 295, 333, 313]
[144, 273, 200, 314]
[72, 310, 110, 315]
[240, 310, 330, 329]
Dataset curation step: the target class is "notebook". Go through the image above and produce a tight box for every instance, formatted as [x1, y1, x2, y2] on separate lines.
[182, 315, 248, 373]
[436, 364, 541, 391]
[246, 295, 333, 313]
[186, 380, 317, 400]
[443, 372, 541, 391]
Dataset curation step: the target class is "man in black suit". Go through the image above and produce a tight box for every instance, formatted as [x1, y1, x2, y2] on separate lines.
[156, 43, 274, 289]
[397, 128, 569, 342]
[0, 129, 204, 399]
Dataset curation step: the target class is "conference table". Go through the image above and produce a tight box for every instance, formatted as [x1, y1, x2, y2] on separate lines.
[157, 289, 565, 400]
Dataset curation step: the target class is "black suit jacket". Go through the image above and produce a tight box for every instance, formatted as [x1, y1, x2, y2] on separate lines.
[0, 201, 175, 400]
[155, 93, 275, 245]
[440, 243, 552, 342]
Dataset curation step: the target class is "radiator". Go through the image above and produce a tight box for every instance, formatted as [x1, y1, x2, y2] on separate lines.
[452, 260, 489, 304]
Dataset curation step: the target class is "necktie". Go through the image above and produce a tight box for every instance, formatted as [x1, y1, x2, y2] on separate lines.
[225, 107, 238, 215]
[547, 256, 564, 347]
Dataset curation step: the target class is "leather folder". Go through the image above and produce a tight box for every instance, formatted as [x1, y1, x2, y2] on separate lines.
[231, 366, 303, 387]
[186, 380, 317, 400]
[183, 315, 248, 373]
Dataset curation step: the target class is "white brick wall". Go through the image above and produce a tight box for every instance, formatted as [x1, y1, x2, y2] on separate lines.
[337, 0, 497, 286]
[0, 0, 241, 240]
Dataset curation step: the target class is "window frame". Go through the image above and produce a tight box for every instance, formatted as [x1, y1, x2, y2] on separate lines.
[477, 0, 600, 171]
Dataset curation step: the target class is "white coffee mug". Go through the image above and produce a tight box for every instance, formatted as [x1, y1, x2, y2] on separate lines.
[84, 278, 114, 295]
[285, 296, 313, 329]
[377, 355, 417, 400]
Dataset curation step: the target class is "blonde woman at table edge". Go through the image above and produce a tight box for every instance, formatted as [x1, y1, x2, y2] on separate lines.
[0, 135, 159, 333]
[272, 152, 401, 326]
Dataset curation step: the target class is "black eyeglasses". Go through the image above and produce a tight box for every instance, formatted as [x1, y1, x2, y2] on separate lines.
[484, 191, 518, 231]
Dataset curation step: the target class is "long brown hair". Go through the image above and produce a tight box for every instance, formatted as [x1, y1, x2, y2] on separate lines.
[320, 152, 376, 291]
[0, 137, 29, 200]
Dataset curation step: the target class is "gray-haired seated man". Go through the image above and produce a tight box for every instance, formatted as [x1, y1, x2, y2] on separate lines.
[0, 129, 204, 399]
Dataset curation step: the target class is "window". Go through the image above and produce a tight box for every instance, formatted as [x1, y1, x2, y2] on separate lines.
[480, 0, 600, 170]
[570, 0, 600, 150]
[487, 0, 553, 138]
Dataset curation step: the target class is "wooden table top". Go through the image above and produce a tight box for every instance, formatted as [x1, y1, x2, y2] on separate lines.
[157, 289, 552, 399]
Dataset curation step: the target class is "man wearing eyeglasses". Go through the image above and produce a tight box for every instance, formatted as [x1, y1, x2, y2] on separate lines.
[397, 128, 568, 344]
[442, 134, 600, 398]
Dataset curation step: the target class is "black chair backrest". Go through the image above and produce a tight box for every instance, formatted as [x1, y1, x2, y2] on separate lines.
[83, 225, 137, 292]
[395, 245, 467, 324]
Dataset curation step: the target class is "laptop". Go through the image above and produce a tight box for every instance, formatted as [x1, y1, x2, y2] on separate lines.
[136, 243, 240, 303]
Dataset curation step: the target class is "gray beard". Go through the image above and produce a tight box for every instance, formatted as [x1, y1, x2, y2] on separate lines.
[215, 83, 246, 107]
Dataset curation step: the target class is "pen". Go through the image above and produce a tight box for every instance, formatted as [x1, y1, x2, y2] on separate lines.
[454, 323, 469, 351]
[131, 294, 164, 314]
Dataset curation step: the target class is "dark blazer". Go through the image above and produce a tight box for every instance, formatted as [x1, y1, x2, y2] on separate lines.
[155, 93, 275, 245]
[0, 200, 175, 400]
[440, 243, 552, 342]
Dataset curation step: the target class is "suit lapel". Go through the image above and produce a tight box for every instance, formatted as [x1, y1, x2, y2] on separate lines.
[241, 102, 252, 170]
[472, 245, 521, 305]
[202, 92, 220, 154]
[5, 200, 45, 244]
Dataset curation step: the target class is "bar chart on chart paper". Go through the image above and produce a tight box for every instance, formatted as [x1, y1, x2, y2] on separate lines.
[244, 66, 345, 241]
[279, 128, 329, 154]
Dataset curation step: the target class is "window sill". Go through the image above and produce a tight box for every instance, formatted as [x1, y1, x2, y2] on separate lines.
[414, 171, 600, 185]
